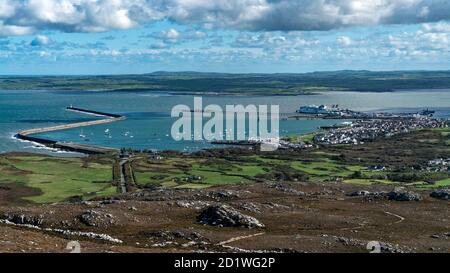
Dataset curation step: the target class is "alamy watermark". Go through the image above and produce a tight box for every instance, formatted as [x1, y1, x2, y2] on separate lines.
[66, 241, 81, 253]
[171, 97, 280, 151]
[366, 241, 381, 253]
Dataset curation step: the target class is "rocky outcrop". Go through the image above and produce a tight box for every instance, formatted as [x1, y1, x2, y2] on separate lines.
[347, 189, 421, 201]
[100, 197, 125, 205]
[269, 184, 306, 196]
[238, 202, 262, 214]
[78, 210, 116, 227]
[430, 189, 450, 200]
[348, 190, 371, 197]
[207, 190, 241, 200]
[387, 190, 422, 201]
[334, 236, 410, 253]
[198, 205, 265, 228]
[175, 200, 210, 210]
[1, 213, 44, 226]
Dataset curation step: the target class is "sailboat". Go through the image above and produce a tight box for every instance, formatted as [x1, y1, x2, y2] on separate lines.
[104, 128, 112, 138]
[80, 130, 90, 141]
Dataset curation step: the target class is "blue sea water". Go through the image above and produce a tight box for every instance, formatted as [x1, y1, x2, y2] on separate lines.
[1, 90, 449, 155]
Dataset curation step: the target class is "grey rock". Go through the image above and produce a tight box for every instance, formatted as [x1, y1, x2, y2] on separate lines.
[387, 190, 422, 201]
[208, 190, 240, 200]
[175, 200, 210, 209]
[379, 242, 407, 253]
[238, 202, 261, 214]
[1, 213, 44, 226]
[100, 198, 124, 205]
[269, 184, 306, 196]
[348, 190, 371, 197]
[78, 210, 116, 227]
[198, 205, 265, 228]
[430, 189, 450, 200]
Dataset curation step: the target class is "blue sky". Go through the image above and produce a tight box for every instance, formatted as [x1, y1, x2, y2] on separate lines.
[1, 0, 450, 75]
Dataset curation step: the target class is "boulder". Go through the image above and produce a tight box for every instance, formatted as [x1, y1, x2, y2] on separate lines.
[100, 197, 124, 205]
[387, 190, 421, 201]
[207, 190, 240, 200]
[430, 189, 450, 200]
[270, 184, 306, 196]
[198, 205, 264, 228]
[175, 200, 210, 209]
[348, 190, 371, 197]
[78, 210, 116, 227]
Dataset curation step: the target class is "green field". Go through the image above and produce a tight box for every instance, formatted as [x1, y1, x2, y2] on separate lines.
[1, 128, 448, 203]
[0, 154, 115, 203]
[132, 157, 257, 188]
[416, 178, 450, 189]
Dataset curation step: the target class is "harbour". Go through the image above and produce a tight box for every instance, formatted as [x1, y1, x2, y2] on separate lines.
[15, 107, 126, 155]
[1, 90, 450, 154]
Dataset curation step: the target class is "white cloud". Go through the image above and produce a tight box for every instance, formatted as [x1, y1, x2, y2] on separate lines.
[148, 28, 208, 46]
[233, 32, 319, 49]
[387, 22, 450, 55]
[30, 35, 50, 46]
[164, 28, 180, 40]
[0, 0, 15, 18]
[1, 0, 450, 37]
[422, 22, 450, 33]
[0, 22, 32, 36]
[168, 0, 450, 31]
[337, 36, 353, 46]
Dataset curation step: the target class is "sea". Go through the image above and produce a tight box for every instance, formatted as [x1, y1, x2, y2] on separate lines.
[1, 89, 450, 156]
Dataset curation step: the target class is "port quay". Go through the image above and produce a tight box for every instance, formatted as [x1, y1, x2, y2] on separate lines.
[15, 107, 126, 155]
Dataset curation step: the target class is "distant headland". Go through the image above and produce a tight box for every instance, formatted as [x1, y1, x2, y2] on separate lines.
[2, 70, 450, 96]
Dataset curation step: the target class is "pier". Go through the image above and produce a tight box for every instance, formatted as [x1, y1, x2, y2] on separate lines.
[15, 107, 126, 155]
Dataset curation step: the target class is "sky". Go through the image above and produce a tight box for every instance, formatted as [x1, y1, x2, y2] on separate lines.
[1, 0, 450, 75]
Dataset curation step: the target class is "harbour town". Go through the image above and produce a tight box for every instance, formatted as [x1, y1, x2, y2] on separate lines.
[310, 117, 450, 146]
[213, 105, 450, 150]
[14, 104, 450, 154]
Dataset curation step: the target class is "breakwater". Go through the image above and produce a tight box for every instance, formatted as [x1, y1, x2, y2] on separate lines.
[66, 106, 123, 118]
[15, 107, 126, 155]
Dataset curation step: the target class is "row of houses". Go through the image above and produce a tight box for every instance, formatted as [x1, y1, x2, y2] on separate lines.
[313, 117, 449, 145]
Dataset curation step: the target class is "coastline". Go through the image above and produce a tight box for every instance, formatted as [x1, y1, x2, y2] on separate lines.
[2, 88, 450, 96]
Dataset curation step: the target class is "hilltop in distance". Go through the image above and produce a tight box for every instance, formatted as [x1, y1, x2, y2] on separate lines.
[2, 70, 450, 95]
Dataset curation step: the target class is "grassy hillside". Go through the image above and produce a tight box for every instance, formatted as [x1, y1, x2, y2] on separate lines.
[0, 128, 448, 204]
[0, 154, 115, 203]
[2, 70, 450, 95]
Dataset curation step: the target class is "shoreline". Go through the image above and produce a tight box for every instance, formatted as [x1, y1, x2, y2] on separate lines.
[2, 88, 450, 96]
